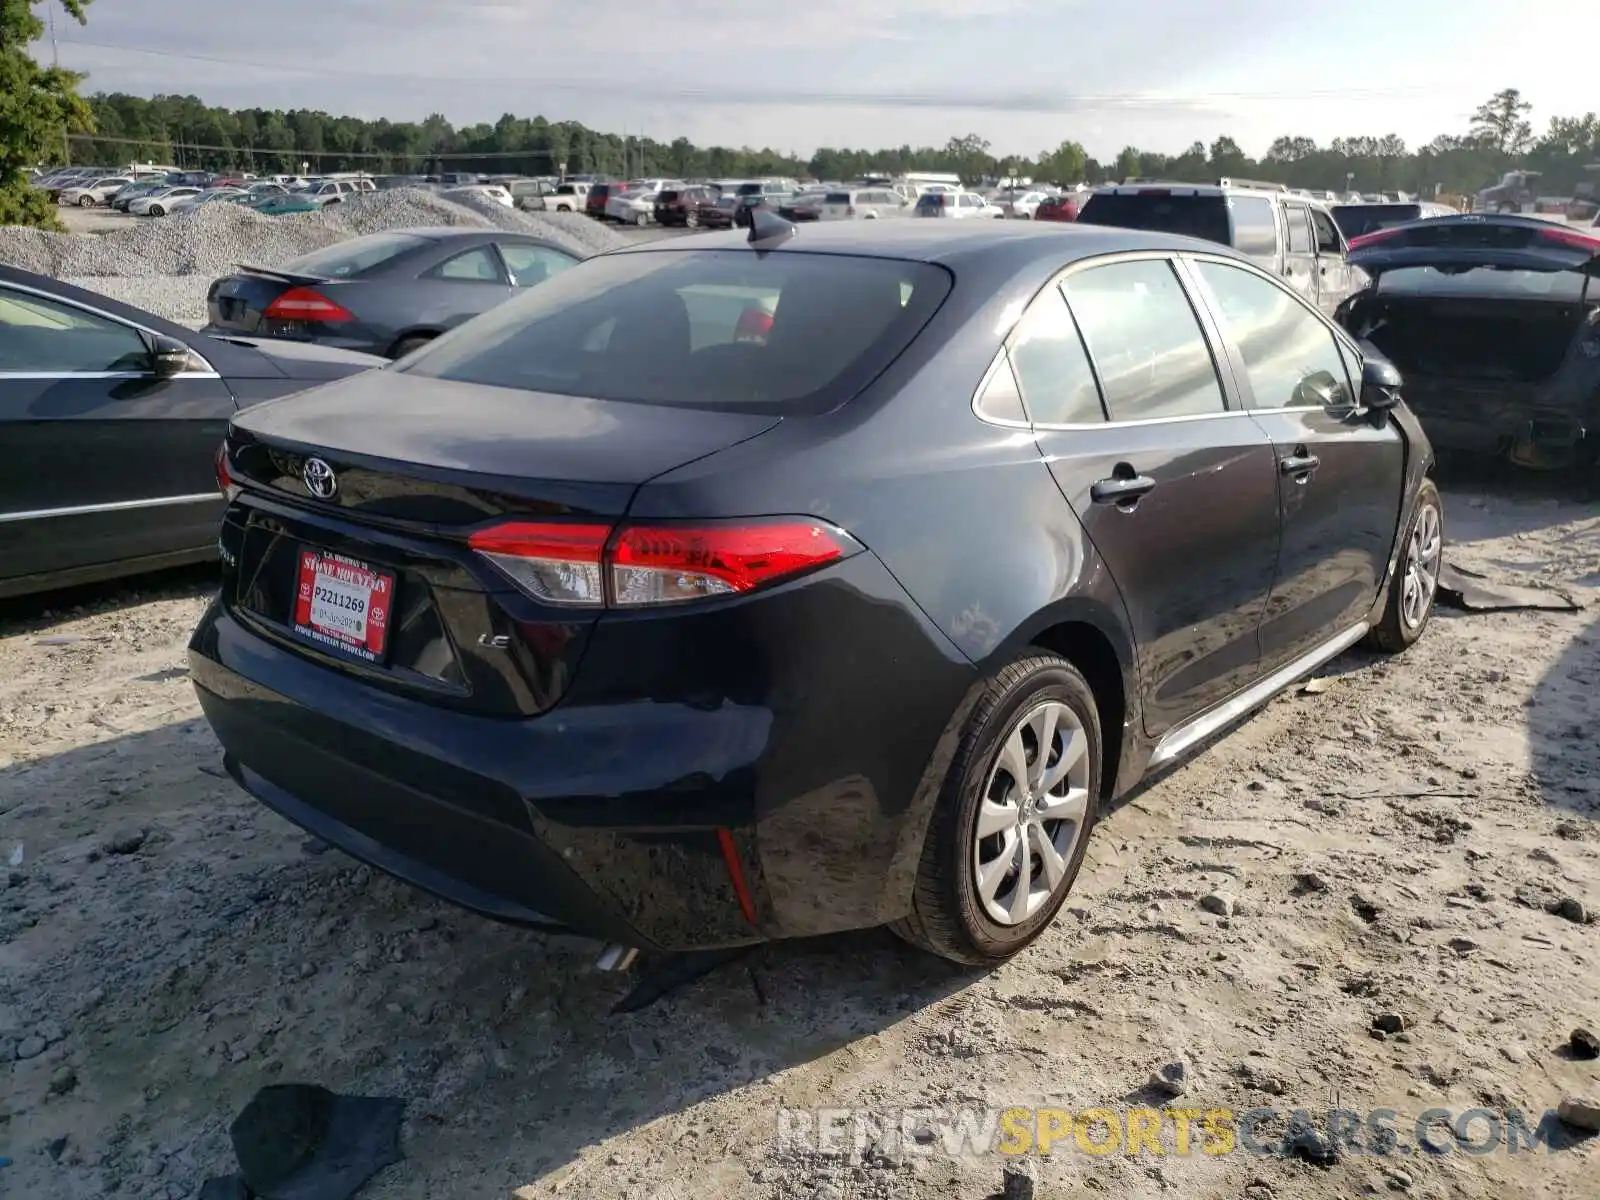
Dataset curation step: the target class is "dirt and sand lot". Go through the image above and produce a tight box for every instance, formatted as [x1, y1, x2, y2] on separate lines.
[1, 458, 1595, 1199]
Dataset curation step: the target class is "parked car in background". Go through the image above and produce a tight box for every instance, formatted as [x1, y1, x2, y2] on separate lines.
[820, 188, 912, 220]
[1034, 194, 1081, 222]
[189, 217, 1441, 971]
[517, 181, 583, 213]
[0, 266, 383, 599]
[112, 179, 174, 211]
[170, 187, 249, 214]
[203, 228, 583, 359]
[998, 191, 1052, 219]
[585, 182, 618, 220]
[1338, 214, 1600, 470]
[605, 183, 664, 226]
[731, 180, 798, 226]
[59, 176, 135, 207]
[777, 188, 829, 222]
[1078, 181, 1362, 316]
[129, 186, 203, 217]
[654, 186, 723, 228]
[247, 194, 323, 217]
[913, 191, 1004, 219]
[442, 184, 514, 209]
[1330, 201, 1457, 242]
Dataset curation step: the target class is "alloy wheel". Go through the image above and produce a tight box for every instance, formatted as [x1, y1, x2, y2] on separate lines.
[1401, 500, 1442, 630]
[972, 700, 1092, 926]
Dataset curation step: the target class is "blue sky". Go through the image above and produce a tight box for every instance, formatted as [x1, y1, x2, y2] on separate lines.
[43, 0, 1592, 160]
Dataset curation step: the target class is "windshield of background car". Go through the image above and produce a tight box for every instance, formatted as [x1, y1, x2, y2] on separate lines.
[280, 232, 429, 278]
[1377, 265, 1588, 302]
[399, 249, 953, 415]
[1077, 193, 1231, 246]
[1331, 204, 1423, 239]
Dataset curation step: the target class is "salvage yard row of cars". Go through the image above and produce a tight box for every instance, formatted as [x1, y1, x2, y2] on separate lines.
[2, 194, 1596, 966]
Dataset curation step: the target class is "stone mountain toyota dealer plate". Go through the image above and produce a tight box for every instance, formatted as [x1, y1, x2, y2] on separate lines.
[292, 548, 395, 663]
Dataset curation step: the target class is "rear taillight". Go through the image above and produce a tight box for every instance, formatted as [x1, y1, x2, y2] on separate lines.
[1539, 225, 1600, 252]
[263, 287, 353, 322]
[466, 518, 859, 608]
[735, 308, 774, 342]
[214, 442, 240, 501]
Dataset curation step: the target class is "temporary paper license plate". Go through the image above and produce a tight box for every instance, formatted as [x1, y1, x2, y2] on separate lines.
[292, 548, 395, 662]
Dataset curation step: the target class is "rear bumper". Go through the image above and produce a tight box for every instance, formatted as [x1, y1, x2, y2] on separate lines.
[1404, 378, 1596, 468]
[188, 550, 976, 950]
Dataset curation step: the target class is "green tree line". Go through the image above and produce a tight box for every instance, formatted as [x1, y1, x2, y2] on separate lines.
[67, 87, 1599, 200]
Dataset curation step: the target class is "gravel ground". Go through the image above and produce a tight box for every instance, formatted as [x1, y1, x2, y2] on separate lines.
[3, 191, 636, 328]
[0, 464, 1595, 1200]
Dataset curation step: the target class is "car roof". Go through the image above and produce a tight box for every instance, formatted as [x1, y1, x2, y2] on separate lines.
[605, 218, 1242, 270]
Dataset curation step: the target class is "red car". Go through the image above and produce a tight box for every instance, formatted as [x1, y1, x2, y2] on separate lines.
[585, 182, 617, 220]
[1035, 195, 1081, 222]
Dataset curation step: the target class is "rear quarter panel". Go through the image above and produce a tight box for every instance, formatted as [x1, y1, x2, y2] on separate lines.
[627, 265, 1144, 923]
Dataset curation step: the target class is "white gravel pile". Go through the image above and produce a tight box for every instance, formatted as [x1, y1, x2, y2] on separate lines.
[0, 188, 626, 328]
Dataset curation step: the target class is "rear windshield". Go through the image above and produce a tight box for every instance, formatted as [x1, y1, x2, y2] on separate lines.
[280, 232, 428, 279]
[400, 249, 953, 415]
[1378, 266, 1587, 302]
[1331, 204, 1423, 239]
[1077, 193, 1231, 246]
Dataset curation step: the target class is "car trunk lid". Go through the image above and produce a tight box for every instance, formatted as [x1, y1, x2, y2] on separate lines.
[1347, 216, 1600, 276]
[218, 371, 780, 716]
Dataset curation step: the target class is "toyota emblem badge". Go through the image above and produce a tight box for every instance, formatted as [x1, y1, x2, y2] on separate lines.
[302, 457, 338, 500]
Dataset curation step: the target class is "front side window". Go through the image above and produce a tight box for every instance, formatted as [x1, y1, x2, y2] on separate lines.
[1062, 259, 1226, 421]
[0, 288, 151, 373]
[1230, 196, 1278, 257]
[430, 247, 503, 283]
[1192, 260, 1353, 410]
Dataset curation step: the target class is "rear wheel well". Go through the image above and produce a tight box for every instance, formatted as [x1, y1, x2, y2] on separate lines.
[1027, 622, 1126, 798]
[386, 329, 442, 358]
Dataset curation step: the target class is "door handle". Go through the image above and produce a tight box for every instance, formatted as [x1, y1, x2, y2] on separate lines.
[1279, 452, 1321, 476]
[1091, 473, 1157, 505]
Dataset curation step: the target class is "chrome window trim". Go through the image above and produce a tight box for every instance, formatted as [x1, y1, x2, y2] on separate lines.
[0, 279, 221, 378]
[0, 492, 220, 525]
[969, 247, 1369, 433]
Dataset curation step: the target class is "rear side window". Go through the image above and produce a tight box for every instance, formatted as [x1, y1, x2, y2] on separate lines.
[279, 231, 428, 278]
[658, 190, 680, 203]
[1008, 287, 1103, 425]
[401, 250, 953, 415]
[1079, 193, 1231, 246]
[1062, 259, 1226, 421]
[1230, 196, 1278, 257]
[1283, 205, 1313, 254]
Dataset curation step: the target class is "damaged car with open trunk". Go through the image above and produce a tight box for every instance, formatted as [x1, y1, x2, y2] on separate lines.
[1339, 214, 1600, 471]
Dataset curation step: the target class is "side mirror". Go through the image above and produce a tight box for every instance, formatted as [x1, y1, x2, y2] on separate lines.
[149, 334, 193, 378]
[1360, 356, 1403, 412]
[1291, 369, 1345, 410]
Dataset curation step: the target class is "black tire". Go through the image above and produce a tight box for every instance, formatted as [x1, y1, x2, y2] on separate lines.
[148, 205, 164, 217]
[685, 209, 699, 229]
[78, 194, 94, 207]
[891, 652, 1102, 967]
[389, 335, 435, 360]
[1365, 478, 1443, 653]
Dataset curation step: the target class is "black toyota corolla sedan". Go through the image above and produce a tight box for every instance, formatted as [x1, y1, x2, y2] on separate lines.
[0, 267, 384, 600]
[190, 215, 1441, 967]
